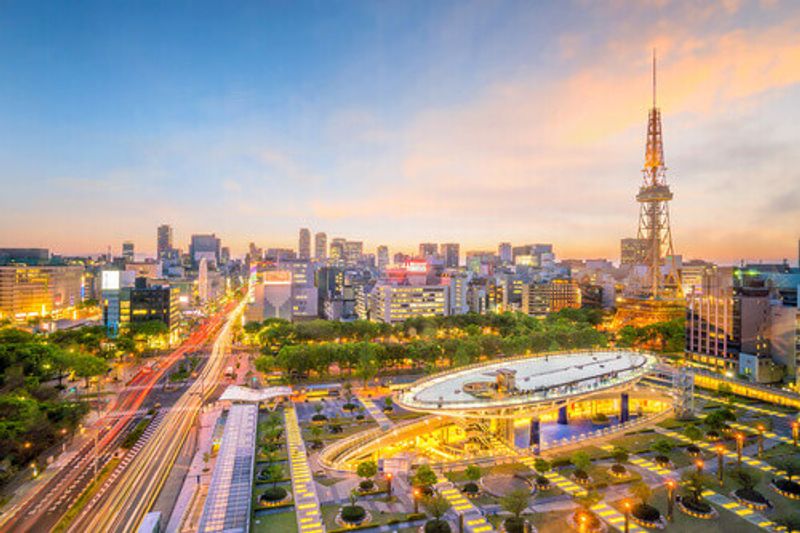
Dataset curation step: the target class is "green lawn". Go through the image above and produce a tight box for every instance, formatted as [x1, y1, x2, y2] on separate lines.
[251, 509, 297, 533]
[607, 430, 679, 454]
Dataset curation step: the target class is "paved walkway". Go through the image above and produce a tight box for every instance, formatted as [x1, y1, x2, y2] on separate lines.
[286, 406, 325, 533]
[435, 475, 493, 533]
[358, 396, 394, 430]
[701, 489, 782, 532]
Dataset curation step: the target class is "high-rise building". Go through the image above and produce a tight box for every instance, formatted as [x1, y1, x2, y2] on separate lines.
[620, 238, 648, 265]
[0, 265, 84, 321]
[330, 238, 346, 262]
[369, 283, 449, 323]
[190, 234, 221, 266]
[103, 274, 179, 339]
[521, 279, 581, 316]
[314, 232, 327, 260]
[498, 243, 512, 264]
[419, 243, 438, 259]
[440, 243, 460, 268]
[122, 241, 135, 262]
[376, 246, 389, 270]
[157, 225, 173, 260]
[344, 241, 363, 266]
[298, 228, 311, 260]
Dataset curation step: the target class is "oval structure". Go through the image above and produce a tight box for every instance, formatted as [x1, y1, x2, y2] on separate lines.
[395, 350, 658, 417]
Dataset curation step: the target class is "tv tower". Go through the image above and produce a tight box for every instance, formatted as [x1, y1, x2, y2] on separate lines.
[636, 50, 681, 298]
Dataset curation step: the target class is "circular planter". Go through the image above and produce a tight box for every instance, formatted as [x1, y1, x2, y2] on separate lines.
[685, 445, 701, 457]
[462, 482, 480, 498]
[677, 499, 718, 520]
[567, 511, 606, 532]
[335, 505, 371, 528]
[653, 455, 671, 468]
[358, 480, 375, 493]
[631, 504, 666, 529]
[534, 475, 551, 491]
[419, 519, 451, 533]
[259, 487, 292, 507]
[572, 470, 591, 486]
[770, 479, 800, 501]
[500, 517, 536, 533]
[731, 489, 771, 511]
[608, 465, 628, 479]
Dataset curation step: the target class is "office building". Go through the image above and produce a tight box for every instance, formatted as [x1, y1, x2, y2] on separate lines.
[369, 283, 449, 323]
[102, 273, 178, 338]
[330, 238, 346, 262]
[419, 243, 438, 259]
[299, 228, 311, 260]
[157, 225, 174, 260]
[0, 248, 49, 265]
[343, 241, 363, 266]
[122, 241, 135, 262]
[314, 232, 327, 260]
[521, 279, 581, 316]
[376, 246, 390, 271]
[190, 234, 221, 266]
[246, 271, 293, 321]
[498, 243, 512, 264]
[440, 243, 460, 268]
[0, 265, 84, 321]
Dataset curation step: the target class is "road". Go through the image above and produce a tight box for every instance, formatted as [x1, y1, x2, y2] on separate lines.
[69, 294, 248, 532]
[0, 300, 236, 533]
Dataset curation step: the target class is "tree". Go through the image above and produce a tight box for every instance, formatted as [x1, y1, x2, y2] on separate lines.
[630, 481, 652, 505]
[499, 488, 529, 519]
[680, 470, 706, 504]
[422, 494, 452, 520]
[571, 451, 591, 472]
[309, 424, 323, 448]
[683, 424, 703, 442]
[612, 446, 629, 465]
[68, 353, 108, 388]
[383, 396, 393, 411]
[650, 438, 674, 455]
[533, 458, 551, 474]
[265, 462, 283, 489]
[775, 457, 800, 481]
[731, 468, 760, 490]
[465, 464, 482, 482]
[413, 464, 439, 488]
[356, 460, 378, 482]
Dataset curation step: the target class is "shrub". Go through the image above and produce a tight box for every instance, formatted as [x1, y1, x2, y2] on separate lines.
[355, 414, 365, 420]
[261, 486, 288, 502]
[343, 402, 358, 412]
[341, 505, 366, 523]
[654, 455, 670, 466]
[359, 479, 375, 491]
[632, 503, 660, 522]
[424, 519, 451, 533]
[611, 464, 627, 475]
[462, 482, 479, 494]
[573, 468, 589, 480]
[686, 444, 701, 455]
[774, 478, 800, 495]
[682, 498, 711, 514]
[735, 488, 768, 504]
[311, 414, 327, 422]
[535, 475, 550, 487]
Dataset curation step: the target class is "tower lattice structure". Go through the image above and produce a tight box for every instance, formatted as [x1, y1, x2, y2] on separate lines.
[635, 52, 681, 299]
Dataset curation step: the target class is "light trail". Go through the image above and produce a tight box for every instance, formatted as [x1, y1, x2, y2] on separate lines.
[71, 294, 248, 532]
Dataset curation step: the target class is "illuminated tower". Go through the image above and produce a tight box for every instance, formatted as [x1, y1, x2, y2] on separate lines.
[636, 51, 681, 299]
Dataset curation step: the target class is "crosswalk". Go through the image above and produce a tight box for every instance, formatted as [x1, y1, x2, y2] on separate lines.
[435, 477, 493, 533]
[701, 489, 784, 532]
[358, 396, 394, 430]
[590, 501, 647, 533]
[285, 406, 325, 533]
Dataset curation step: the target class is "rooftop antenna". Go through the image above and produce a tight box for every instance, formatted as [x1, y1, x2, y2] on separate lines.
[652, 48, 657, 108]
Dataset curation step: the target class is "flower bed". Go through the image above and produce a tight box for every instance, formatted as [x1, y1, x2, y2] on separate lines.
[568, 511, 605, 532]
[677, 498, 718, 520]
[608, 464, 628, 479]
[500, 516, 527, 533]
[259, 486, 292, 507]
[631, 503, 665, 529]
[311, 414, 328, 423]
[685, 445, 701, 456]
[731, 488, 771, 511]
[573, 469, 590, 486]
[770, 478, 800, 500]
[462, 482, 480, 497]
[654, 455, 671, 468]
[421, 519, 451, 533]
[534, 475, 550, 491]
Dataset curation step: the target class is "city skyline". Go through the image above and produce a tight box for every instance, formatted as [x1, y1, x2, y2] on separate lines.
[2, 1, 800, 262]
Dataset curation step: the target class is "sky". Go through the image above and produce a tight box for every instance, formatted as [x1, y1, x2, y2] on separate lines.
[0, 0, 799, 263]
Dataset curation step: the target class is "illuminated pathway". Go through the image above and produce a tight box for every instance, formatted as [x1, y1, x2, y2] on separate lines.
[285, 406, 325, 533]
[358, 396, 394, 430]
[435, 476, 493, 533]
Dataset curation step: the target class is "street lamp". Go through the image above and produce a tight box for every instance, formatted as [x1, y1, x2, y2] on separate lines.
[792, 421, 799, 447]
[413, 488, 420, 514]
[386, 472, 393, 497]
[716, 445, 725, 486]
[695, 459, 704, 474]
[31, 462, 38, 479]
[757, 425, 765, 458]
[736, 433, 744, 467]
[623, 500, 631, 533]
[578, 514, 587, 533]
[665, 480, 675, 522]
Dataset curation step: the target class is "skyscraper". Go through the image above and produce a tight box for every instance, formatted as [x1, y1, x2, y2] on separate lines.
[498, 242, 512, 264]
[440, 243, 460, 268]
[376, 245, 389, 270]
[330, 238, 345, 262]
[315, 232, 327, 260]
[419, 243, 438, 259]
[122, 241, 135, 262]
[157, 224, 173, 260]
[190, 234, 221, 266]
[298, 228, 311, 260]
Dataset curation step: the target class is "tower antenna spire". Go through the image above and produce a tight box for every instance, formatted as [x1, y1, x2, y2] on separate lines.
[652, 48, 657, 107]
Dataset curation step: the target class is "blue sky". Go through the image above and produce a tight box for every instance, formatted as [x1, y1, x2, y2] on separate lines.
[1, 0, 799, 263]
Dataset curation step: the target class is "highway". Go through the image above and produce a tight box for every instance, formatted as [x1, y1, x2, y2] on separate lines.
[0, 300, 235, 533]
[69, 293, 248, 532]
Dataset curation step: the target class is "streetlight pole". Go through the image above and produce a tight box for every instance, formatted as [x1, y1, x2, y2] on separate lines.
[757, 425, 765, 458]
[386, 472, 392, 497]
[623, 501, 631, 533]
[793, 421, 799, 447]
[716, 446, 724, 487]
[736, 433, 744, 467]
[666, 480, 675, 522]
[413, 488, 420, 514]
[696, 459, 704, 474]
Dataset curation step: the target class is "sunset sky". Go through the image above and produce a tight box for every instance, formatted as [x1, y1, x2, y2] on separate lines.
[1, 0, 799, 263]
